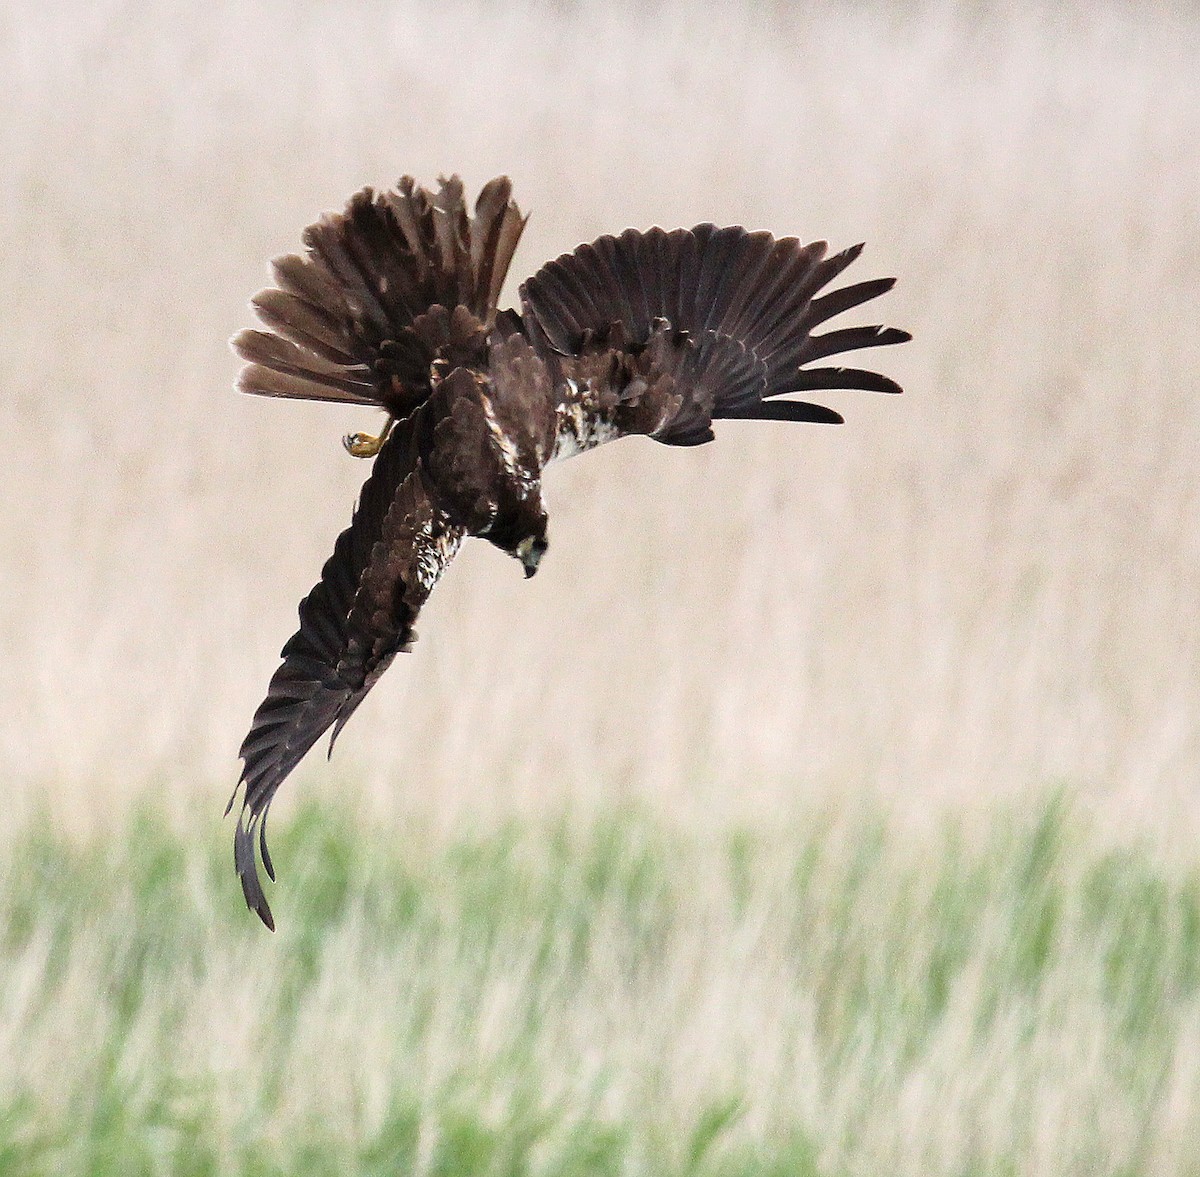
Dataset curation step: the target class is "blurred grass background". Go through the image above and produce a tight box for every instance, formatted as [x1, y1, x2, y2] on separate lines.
[2, 0, 1199, 1171]
[5, 799, 1200, 1174]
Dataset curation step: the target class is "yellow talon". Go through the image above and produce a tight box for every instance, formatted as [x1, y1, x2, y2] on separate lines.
[343, 416, 394, 458]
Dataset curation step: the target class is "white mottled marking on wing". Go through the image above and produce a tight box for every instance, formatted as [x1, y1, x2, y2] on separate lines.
[551, 378, 621, 462]
[413, 511, 466, 593]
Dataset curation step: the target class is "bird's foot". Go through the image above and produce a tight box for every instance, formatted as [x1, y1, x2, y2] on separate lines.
[343, 417, 394, 458]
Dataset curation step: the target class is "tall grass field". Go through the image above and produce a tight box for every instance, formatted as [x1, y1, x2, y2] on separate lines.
[4, 799, 1200, 1174]
[2, 0, 1199, 1172]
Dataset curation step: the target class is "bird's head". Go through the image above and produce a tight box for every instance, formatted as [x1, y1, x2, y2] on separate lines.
[515, 530, 549, 578]
[487, 498, 549, 577]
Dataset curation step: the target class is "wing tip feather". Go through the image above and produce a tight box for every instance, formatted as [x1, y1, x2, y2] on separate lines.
[234, 808, 276, 931]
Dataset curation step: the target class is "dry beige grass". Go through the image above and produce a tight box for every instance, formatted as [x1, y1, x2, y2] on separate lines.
[2, 0, 1199, 848]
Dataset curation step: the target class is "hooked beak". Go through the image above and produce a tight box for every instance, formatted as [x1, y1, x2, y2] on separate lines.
[516, 535, 547, 579]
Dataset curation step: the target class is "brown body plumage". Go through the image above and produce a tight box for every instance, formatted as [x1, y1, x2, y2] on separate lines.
[229, 174, 909, 928]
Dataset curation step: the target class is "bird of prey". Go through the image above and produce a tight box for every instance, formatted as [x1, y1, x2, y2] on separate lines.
[228, 174, 909, 928]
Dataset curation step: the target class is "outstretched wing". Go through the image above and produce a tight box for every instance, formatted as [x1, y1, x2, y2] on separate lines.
[519, 225, 909, 446]
[232, 175, 526, 419]
[229, 406, 465, 929]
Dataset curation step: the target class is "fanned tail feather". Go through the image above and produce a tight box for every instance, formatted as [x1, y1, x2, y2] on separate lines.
[232, 175, 527, 415]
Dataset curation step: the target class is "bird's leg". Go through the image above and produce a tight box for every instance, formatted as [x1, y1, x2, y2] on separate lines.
[343, 415, 395, 458]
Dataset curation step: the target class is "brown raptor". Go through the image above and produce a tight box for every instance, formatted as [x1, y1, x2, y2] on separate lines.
[229, 174, 909, 928]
